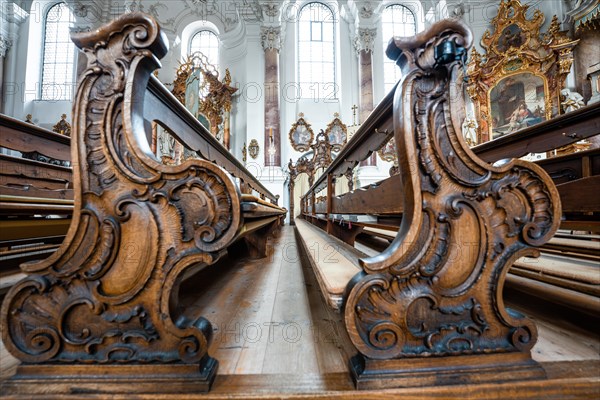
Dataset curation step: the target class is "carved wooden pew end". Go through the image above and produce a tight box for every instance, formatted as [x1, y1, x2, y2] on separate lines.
[343, 19, 561, 388]
[297, 18, 562, 390]
[0, 13, 286, 395]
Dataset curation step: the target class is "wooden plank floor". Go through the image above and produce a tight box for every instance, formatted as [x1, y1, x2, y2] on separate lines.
[1, 225, 599, 398]
[177, 225, 356, 375]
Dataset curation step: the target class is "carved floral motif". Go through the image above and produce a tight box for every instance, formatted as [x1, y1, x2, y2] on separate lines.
[0, 34, 13, 57]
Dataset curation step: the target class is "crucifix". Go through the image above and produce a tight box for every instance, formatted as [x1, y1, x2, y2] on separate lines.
[351, 104, 358, 126]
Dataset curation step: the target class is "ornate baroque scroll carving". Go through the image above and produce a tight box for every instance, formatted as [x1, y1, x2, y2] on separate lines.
[1, 13, 241, 391]
[344, 19, 561, 389]
[312, 130, 334, 170]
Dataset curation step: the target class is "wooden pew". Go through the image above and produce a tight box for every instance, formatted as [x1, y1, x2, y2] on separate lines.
[0, 115, 73, 276]
[299, 85, 599, 341]
[0, 12, 285, 395]
[296, 18, 572, 389]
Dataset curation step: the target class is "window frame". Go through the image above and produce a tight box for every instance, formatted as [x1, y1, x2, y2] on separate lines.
[296, 1, 338, 101]
[40, 1, 76, 101]
[381, 3, 417, 94]
[188, 29, 220, 69]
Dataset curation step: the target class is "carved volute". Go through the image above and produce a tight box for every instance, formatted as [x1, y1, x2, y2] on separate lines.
[1, 12, 241, 373]
[344, 19, 561, 383]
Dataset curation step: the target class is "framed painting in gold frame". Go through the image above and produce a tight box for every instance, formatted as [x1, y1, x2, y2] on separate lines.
[488, 72, 549, 139]
[324, 113, 348, 152]
[466, 0, 578, 143]
[288, 113, 315, 152]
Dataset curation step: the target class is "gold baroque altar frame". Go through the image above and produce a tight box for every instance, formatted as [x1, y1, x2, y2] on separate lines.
[171, 52, 238, 150]
[467, 0, 578, 143]
[287, 130, 340, 225]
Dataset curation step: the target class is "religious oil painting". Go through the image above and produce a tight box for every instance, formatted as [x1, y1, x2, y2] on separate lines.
[496, 23, 525, 53]
[293, 124, 311, 146]
[289, 114, 315, 152]
[489, 73, 546, 139]
[378, 137, 397, 162]
[324, 113, 347, 152]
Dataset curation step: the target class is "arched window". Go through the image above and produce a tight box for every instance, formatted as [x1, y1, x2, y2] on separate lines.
[298, 2, 337, 100]
[189, 30, 219, 69]
[382, 4, 417, 93]
[41, 2, 76, 101]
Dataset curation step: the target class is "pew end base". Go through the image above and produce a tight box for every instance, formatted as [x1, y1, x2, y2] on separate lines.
[349, 351, 545, 390]
[1, 357, 218, 396]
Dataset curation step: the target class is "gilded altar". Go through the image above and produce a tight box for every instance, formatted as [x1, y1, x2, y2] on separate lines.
[467, 0, 579, 143]
[158, 52, 237, 164]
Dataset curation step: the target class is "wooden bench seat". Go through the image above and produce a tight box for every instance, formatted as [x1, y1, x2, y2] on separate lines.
[544, 236, 600, 257]
[0, 271, 26, 297]
[0, 194, 73, 244]
[344, 218, 600, 313]
[0, 115, 73, 274]
[295, 219, 362, 310]
[0, 194, 74, 215]
[0, 153, 72, 199]
[505, 273, 599, 316]
[303, 216, 600, 316]
[512, 253, 599, 290]
[241, 194, 286, 218]
[0, 245, 61, 271]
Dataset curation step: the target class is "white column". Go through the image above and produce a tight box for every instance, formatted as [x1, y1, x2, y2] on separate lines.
[1, 2, 27, 116]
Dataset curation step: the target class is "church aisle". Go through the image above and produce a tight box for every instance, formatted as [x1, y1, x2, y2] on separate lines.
[178, 225, 352, 376]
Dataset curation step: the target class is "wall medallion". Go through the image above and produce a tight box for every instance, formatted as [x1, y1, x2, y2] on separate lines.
[248, 139, 260, 159]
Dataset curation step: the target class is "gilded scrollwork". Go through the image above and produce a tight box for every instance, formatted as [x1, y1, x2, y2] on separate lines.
[169, 52, 237, 153]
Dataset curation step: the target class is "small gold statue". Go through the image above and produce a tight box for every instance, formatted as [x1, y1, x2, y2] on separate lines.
[52, 114, 72, 136]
